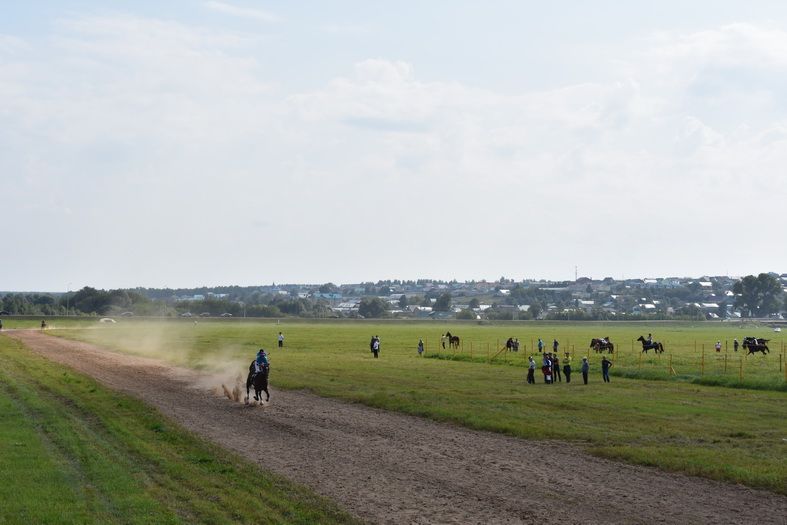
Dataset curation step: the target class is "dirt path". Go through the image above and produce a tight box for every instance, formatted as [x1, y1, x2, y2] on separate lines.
[8, 331, 787, 524]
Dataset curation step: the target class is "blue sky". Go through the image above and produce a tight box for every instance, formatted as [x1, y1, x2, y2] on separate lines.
[2, 2, 786, 290]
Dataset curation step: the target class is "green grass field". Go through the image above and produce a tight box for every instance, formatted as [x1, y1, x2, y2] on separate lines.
[0, 334, 358, 524]
[47, 319, 787, 494]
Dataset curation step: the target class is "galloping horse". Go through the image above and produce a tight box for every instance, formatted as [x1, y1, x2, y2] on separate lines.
[590, 338, 614, 353]
[636, 335, 664, 354]
[742, 337, 769, 355]
[246, 361, 270, 404]
[444, 331, 460, 349]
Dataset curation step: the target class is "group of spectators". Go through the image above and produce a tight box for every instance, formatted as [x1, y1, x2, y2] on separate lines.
[527, 353, 612, 385]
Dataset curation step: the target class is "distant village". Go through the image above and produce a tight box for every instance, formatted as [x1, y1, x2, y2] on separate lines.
[2, 273, 785, 320]
[151, 273, 787, 321]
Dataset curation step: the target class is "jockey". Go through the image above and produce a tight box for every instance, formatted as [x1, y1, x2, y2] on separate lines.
[254, 349, 269, 374]
[646, 333, 653, 345]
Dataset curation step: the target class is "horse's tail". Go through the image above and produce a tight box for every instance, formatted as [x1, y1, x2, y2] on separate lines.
[658, 342, 664, 353]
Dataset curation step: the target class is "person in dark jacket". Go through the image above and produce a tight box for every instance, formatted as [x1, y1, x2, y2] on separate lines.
[552, 353, 561, 382]
[527, 356, 536, 384]
[581, 357, 589, 385]
[601, 356, 612, 383]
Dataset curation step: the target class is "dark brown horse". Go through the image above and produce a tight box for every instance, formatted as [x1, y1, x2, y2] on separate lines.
[742, 337, 769, 355]
[637, 335, 664, 354]
[445, 331, 460, 349]
[246, 361, 270, 404]
[590, 338, 614, 353]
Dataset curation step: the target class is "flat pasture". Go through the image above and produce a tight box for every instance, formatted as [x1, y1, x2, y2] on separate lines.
[51, 319, 787, 494]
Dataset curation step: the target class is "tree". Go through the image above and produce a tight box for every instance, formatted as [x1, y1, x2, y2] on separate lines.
[468, 297, 480, 309]
[319, 283, 338, 294]
[433, 293, 452, 312]
[358, 297, 389, 318]
[733, 273, 783, 316]
[398, 295, 408, 309]
[455, 309, 476, 320]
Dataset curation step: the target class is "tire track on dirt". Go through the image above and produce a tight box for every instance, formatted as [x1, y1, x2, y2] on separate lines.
[8, 331, 787, 525]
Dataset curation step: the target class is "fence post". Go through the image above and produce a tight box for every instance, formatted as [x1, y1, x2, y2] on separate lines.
[701, 346, 705, 376]
[668, 354, 673, 375]
[739, 357, 743, 382]
[470, 341, 473, 359]
[486, 342, 489, 360]
[638, 350, 642, 370]
[425, 336, 428, 355]
[724, 353, 727, 373]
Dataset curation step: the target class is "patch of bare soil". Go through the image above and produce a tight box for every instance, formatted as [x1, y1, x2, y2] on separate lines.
[8, 331, 787, 524]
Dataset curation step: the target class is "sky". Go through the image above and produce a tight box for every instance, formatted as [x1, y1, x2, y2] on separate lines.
[2, 1, 786, 291]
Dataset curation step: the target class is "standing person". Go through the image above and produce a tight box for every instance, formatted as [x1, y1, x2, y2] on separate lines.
[601, 356, 612, 383]
[527, 356, 536, 384]
[0, 319, 3, 331]
[372, 336, 380, 358]
[715, 341, 722, 353]
[552, 339, 559, 353]
[734, 338, 739, 352]
[41, 319, 47, 330]
[537, 338, 544, 353]
[278, 332, 284, 348]
[542, 353, 552, 384]
[552, 353, 561, 382]
[506, 337, 514, 352]
[563, 352, 572, 383]
[581, 357, 589, 385]
[513, 338, 520, 352]
[369, 335, 376, 355]
[417, 338, 424, 356]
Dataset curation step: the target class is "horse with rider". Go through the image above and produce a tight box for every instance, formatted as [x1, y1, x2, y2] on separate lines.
[637, 334, 664, 354]
[590, 337, 614, 353]
[246, 349, 270, 404]
[742, 337, 769, 355]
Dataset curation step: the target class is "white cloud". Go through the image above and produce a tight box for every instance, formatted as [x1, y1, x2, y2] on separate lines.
[1, 15, 786, 289]
[203, 1, 280, 23]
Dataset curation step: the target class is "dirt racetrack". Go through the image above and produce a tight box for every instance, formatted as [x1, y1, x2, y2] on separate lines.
[8, 331, 787, 525]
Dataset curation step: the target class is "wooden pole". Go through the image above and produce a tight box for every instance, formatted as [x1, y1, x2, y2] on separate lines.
[701, 345, 705, 376]
[470, 341, 473, 359]
[724, 353, 727, 373]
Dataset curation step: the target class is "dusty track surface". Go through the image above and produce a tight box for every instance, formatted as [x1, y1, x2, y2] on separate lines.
[8, 331, 787, 524]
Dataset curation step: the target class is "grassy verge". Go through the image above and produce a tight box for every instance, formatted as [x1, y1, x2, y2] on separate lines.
[51, 321, 787, 494]
[0, 335, 358, 525]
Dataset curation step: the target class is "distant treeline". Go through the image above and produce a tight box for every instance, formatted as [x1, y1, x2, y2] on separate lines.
[0, 273, 784, 320]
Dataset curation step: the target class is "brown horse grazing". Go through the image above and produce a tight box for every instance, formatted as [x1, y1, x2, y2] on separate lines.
[590, 338, 614, 353]
[637, 336, 664, 354]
